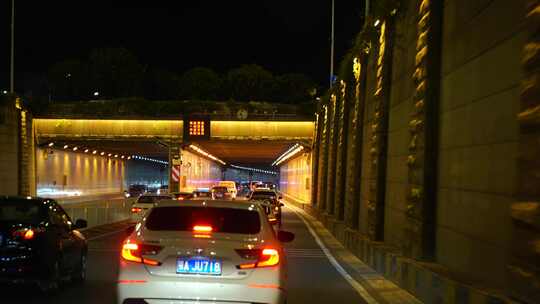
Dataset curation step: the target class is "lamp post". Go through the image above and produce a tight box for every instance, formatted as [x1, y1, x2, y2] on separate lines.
[10, 0, 15, 93]
[329, 0, 335, 89]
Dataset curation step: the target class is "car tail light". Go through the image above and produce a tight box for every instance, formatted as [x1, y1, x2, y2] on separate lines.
[178, 197, 185, 200]
[121, 241, 162, 266]
[193, 225, 213, 233]
[12, 228, 35, 240]
[236, 247, 280, 269]
[131, 207, 142, 213]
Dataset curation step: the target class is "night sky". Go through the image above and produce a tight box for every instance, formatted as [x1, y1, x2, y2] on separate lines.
[1, 1, 364, 91]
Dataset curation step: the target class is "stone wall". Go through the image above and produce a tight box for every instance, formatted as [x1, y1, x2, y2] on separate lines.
[0, 103, 19, 195]
[310, 0, 535, 302]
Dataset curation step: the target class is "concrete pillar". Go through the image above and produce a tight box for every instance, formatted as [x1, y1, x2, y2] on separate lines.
[310, 112, 321, 206]
[18, 108, 36, 196]
[325, 93, 338, 215]
[316, 104, 329, 211]
[0, 99, 19, 196]
[344, 56, 367, 229]
[333, 80, 350, 220]
[507, 2, 540, 302]
[168, 143, 181, 193]
[366, 19, 394, 241]
[403, 0, 442, 260]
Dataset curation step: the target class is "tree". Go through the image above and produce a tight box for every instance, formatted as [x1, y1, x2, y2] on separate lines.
[225, 64, 275, 101]
[143, 68, 181, 100]
[47, 59, 89, 101]
[274, 73, 316, 104]
[179, 67, 221, 100]
[88, 48, 144, 98]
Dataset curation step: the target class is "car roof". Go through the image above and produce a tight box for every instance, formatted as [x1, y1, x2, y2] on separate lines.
[154, 199, 259, 210]
[253, 188, 274, 192]
[0, 196, 51, 203]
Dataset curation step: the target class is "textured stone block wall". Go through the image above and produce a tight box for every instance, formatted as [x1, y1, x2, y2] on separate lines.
[0, 104, 19, 195]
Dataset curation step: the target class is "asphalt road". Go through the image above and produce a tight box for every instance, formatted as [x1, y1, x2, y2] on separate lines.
[0, 207, 367, 304]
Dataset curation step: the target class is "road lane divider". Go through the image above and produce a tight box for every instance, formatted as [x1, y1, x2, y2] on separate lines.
[285, 204, 379, 304]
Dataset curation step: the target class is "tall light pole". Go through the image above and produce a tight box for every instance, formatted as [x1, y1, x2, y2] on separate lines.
[329, 0, 335, 89]
[10, 0, 15, 93]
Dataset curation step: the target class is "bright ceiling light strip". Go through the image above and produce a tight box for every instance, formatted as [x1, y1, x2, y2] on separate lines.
[230, 164, 277, 175]
[189, 144, 226, 165]
[272, 143, 304, 167]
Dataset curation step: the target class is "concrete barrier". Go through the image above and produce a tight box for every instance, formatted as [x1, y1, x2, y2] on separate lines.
[57, 195, 135, 229]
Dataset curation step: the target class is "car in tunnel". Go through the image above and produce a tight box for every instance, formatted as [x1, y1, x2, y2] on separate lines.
[170, 191, 194, 200]
[130, 194, 173, 222]
[248, 189, 284, 226]
[118, 199, 294, 304]
[0, 196, 88, 292]
[210, 186, 232, 200]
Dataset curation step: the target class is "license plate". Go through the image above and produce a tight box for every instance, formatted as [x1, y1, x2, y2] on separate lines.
[176, 257, 222, 275]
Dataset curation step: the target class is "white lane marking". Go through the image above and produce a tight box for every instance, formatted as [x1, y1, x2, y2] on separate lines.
[86, 228, 129, 241]
[286, 204, 379, 304]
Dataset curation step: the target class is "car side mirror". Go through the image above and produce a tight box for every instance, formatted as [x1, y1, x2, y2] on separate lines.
[277, 230, 295, 243]
[125, 226, 135, 235]
[73, 219, 87, 230]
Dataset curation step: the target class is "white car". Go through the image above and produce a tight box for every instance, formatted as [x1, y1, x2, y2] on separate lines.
[130, 194, 173, 222]
[118, 200, 295, 304]
[218, 181, 237, 199]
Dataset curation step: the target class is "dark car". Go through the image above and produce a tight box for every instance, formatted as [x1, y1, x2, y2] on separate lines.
[211, 186, 232, 200]
[192, 189, 211, 199]
[127, 184, 147, 198]
[0, 197, 88, 292]
[248, 190, 284, 226]
[170, 192, 194, 200]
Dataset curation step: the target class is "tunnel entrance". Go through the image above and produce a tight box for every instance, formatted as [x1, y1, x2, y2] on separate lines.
[33, 118, 314, 200]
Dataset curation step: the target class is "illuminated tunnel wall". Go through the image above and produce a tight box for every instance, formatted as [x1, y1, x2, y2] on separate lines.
[180, 149, 222, 192]
[36, 147, 125, 198]
[279, 152, 312, 204]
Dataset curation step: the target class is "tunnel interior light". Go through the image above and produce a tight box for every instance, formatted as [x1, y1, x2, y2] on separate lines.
[93, 150, 97, 154]
[72, 147, 78, 151]
[127, 156, 131, 160]
[63, 145, 69, 149]
[84, 148, 89, 153]
[107, 153, 112, 157]
[48, 142, 54, 147]
[131, 155, 168, 165]
[189, 144, 226, 165]
[100, 152, 105, 156]
[272, 143, 305, 167]
[121, 155, 125, 159]
[230, 164, 277, 175]
[114, 154, 119, 158]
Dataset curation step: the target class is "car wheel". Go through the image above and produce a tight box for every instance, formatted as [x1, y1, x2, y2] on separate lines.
[38, 259, 61, 294]
[72, 252, 87, 283]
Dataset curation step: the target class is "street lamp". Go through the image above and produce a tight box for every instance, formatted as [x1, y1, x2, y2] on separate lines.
[93, 91, 99, 97]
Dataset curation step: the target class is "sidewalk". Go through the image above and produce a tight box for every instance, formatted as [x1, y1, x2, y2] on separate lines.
[285, 201, 423, 304]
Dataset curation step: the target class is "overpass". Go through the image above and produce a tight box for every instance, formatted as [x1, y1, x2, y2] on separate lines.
[0, 99, 315, 199]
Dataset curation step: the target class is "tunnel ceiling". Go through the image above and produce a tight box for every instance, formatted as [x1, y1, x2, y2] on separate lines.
[41, 140, 169, 159]
[194, 140, 295, 166]
[40, 139, 298, 166]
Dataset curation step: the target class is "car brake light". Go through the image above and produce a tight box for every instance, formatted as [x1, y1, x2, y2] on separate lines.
[236, 247, 280, 269]
[13, 228, 35, 240]
[131, 207, 142, 213]
[121, 241, 162, 266]
[178, 197, 185, 200]
[193, 225, 213, 233]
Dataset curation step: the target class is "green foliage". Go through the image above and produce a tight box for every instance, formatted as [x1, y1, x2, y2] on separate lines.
[225, 64, 274, 102]
[179, 67, 222, 100]
[274, 73, 317, 104]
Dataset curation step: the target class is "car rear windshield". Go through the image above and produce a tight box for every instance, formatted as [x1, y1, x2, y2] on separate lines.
[0, 201, 44, 225]
[145, 206, 261, 234]
[253, 191, 275, 197]
[212, 187, 228, 192]
[138, 196, 171, 204]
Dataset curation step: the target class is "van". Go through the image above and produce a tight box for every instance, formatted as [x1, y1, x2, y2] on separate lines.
[217, 181, 237, 199]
